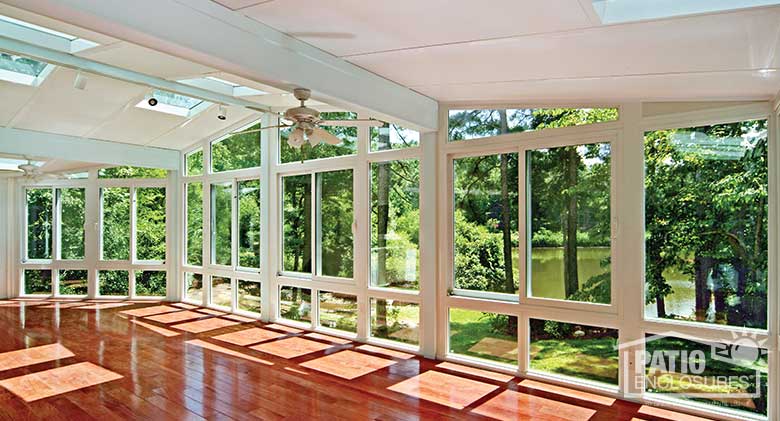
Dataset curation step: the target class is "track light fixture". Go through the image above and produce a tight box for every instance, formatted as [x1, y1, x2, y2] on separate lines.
[73, 71, 88, 90]
[217, 105, 227, 120]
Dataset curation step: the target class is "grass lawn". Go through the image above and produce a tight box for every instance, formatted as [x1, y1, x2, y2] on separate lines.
[530, 337, 618, 385]
[449, 308, 517, 365]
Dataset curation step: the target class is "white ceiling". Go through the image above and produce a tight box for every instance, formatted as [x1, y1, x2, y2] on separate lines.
[223, 0, 780, 102]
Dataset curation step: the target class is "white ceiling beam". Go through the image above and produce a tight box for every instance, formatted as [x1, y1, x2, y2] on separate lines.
[0, 127, 180, 170]
[1, 0, 439, 132]
[0, 35, 270, 112]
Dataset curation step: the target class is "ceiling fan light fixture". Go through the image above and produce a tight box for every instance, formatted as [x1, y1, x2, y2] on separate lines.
[288, 127, 306, 148]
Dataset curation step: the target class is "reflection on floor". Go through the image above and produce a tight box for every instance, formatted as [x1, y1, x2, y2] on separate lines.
[0, 298, 714, 420]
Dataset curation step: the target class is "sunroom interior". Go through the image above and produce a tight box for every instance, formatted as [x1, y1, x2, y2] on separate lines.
[0, 1, 779, 420]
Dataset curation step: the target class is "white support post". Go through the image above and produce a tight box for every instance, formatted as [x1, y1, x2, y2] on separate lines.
[167, 169, 181, 302]
[420, 127, 440, 358]
[261, 113, 275, 323]
[0, 179, 8, 299]
[85, 169, 99, 299]
[354, 113, 371, 341]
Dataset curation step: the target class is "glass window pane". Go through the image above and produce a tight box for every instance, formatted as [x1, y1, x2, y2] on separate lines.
[186, 183, 203, 266]
[448, 308, 517, 365]
[370, 123, 419, 151]
[645, 334, 768, 417]
[24, 269, 51, 295]
[453, 153, 518, 294]
[238, 179, 261, 268]
[135, 271, 166, 297]
[318, 169, 353, 278]
[211, 182, 233, 266]
[282, 175, 312, 273]
[185, 272, 203, 303]
[237, 280, 261, 315]
[185, 148, 203, 176]
[448, 108, 618, 142]
[211, 276, 232, 308]
[98, 166, 167, 179]
[26, 188, 52, 260]
[59, 269, 87, 295]
[280, 112, 358, 163]
[136, 187, 166, 261]
[644, 120, 768, 329]
[528, 143, 611, 304]
[371, 160, 419, 290]
[101, 187, 130, 260]
[529, 319, 618, 385]
[99, 270, 129, 296]
[211, 123, 261, 172]
[370, 298, 419, 345]
[0, 53, 48, 77]
[279, 286, 311, 323]
[59, 188, 85, 260]
[318, 291, 357, 333]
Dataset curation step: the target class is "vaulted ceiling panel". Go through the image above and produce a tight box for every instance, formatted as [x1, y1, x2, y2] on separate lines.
[148, 105, 258, 149]
[0, 82, 36, 125]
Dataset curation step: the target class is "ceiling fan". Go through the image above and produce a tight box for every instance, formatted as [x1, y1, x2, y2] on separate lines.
[232, 88, 384, 148]
[15, 159, 64, 181]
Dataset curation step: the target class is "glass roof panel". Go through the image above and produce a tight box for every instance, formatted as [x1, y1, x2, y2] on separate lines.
[592, 0, 780, 23]
[0, 53, 48, 77]
[152, 90, 204, 110]
[0, 14, 78, 40]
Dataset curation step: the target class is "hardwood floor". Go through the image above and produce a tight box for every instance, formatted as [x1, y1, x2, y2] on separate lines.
[0, 299, 713, 420]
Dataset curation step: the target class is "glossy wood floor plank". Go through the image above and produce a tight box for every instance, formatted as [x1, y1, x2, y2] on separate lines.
[0, 299, 716, 421]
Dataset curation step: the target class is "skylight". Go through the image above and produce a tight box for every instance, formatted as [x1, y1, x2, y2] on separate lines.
[179, 77, 267, 97]
[135, 89, 212, 118]
[0, 13, 99, 53]
[0, 52, 52, 86]
[591, 0, 780, 23]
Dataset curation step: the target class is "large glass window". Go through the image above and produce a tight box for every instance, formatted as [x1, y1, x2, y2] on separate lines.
[26, 188, 52, 260]
[59, 269, 87, 296]
[186, 183, 203, 266]
[448, 308, 517, 365]
[101, 187, 130, 260]
[135, 271, 166, 297]
[453, 153, 518, 295]
[280, 112, 357, 163]
[370, 299, 419, 346]
[318, 169, 353, 278]
[59, 188, 85, 260]
[527, 143, 611, 304]
[529, 319, 618, 385]
[211, 182, 233, 266]
[211, 123, 261, 172]
[185, 148, 203, 176]
[135, 187, 166, 261]
[370, 160, 419, 290]
[645, 334, 768, 417]
[370, 123, 419, 152]
[318, 291, 357, 333]
[645, 120, 768, 329]
[448, 108, 618, 142]
[237, 280, 261, 315]
[24, 269, 51, 295]
[99, 270, 129, 296]
[279, 286, 311, 323]
[211, 276, 232, 308]
[282, 175, 312, 274]
[238, 179, 261, 268]
[185, 272, 203, 303]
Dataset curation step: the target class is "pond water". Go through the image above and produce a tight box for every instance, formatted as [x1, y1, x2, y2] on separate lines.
[529, 247, 694, 317]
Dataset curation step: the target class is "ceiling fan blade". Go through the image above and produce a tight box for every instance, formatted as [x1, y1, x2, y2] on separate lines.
[311, 127, 342, 145]
[287, 127, 306, 148]
[230, 124, 291, 136]
[321, 119, 385, 128]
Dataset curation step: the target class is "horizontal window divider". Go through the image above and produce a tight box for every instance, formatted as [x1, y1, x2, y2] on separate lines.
[180, 175, 205, 182]
[20, 180, 89, 188]
[277, 271, 310, 279]
[311, 275, 353, 285]
[274, 155, 357, 175]
[521, 370, 621, 399]
[365, 147, 421, 162]
[640, 102, 771, 132]
[54, 294, 88, 299]
[451, 288, 518, 303]
[271, 317, 311, 330]
[133, 260, 165, 266]
[444, 121, 623, 153]
[516, 132, 619, 151]
[97, 179, 167, 188]
[20, 260, 54, 267]
[314, 325, 358, 341]
[446, 295, 621, 327]
[641, 318, 773, 347]
[96, 263, 167, 271]
[205, 168, 261, 181]
[443, 353, 520, 375]
[519, 296, 617, 315]
[275, 276, 360, 295]
[234, 266, 261, 274]
[203, 266, 244, 278]
[181, 264, 203, 272]
[232, 271, 262, 281]
[366, 288, 421, 301]
[233, 308, 262, 320]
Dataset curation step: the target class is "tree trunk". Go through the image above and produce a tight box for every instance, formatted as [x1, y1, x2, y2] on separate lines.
[375, 127, 392, 327]
[711, 263, 728, 323]
[498, 111, 515, 296]
[302, 179, 312, 273]
[656, 295, 667, 318]
[563, 147, 580, 298]
[694, 255, 714, 322]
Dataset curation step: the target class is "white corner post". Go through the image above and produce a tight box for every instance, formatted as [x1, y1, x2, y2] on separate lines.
[419, 127, 439, 358]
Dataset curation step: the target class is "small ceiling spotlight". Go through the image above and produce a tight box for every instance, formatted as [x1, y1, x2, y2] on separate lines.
[148, 97, 158, 106]
[217, 105, 227, 120]
[73, 71, 88, 90]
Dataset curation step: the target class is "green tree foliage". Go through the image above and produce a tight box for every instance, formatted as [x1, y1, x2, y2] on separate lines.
[212, 182, 232, 265]
[212, 123, 261, 172]
[320, 170, 353, 278]
[238, 180, 261, 268]
[135, 271, 166, 296]
[283, 175, 312, 273]
[26, 188, 52, 260]
[645, 120, 768, 328]
[60, 188, 85, 260]
[98, 166, 167, 179]
[187, 183, 203, 266]
[136, 187, 166, 261]
[102, 187, 130, 260]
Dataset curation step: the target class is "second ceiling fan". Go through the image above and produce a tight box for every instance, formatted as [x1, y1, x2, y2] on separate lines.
[233, 88, 383, 148]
